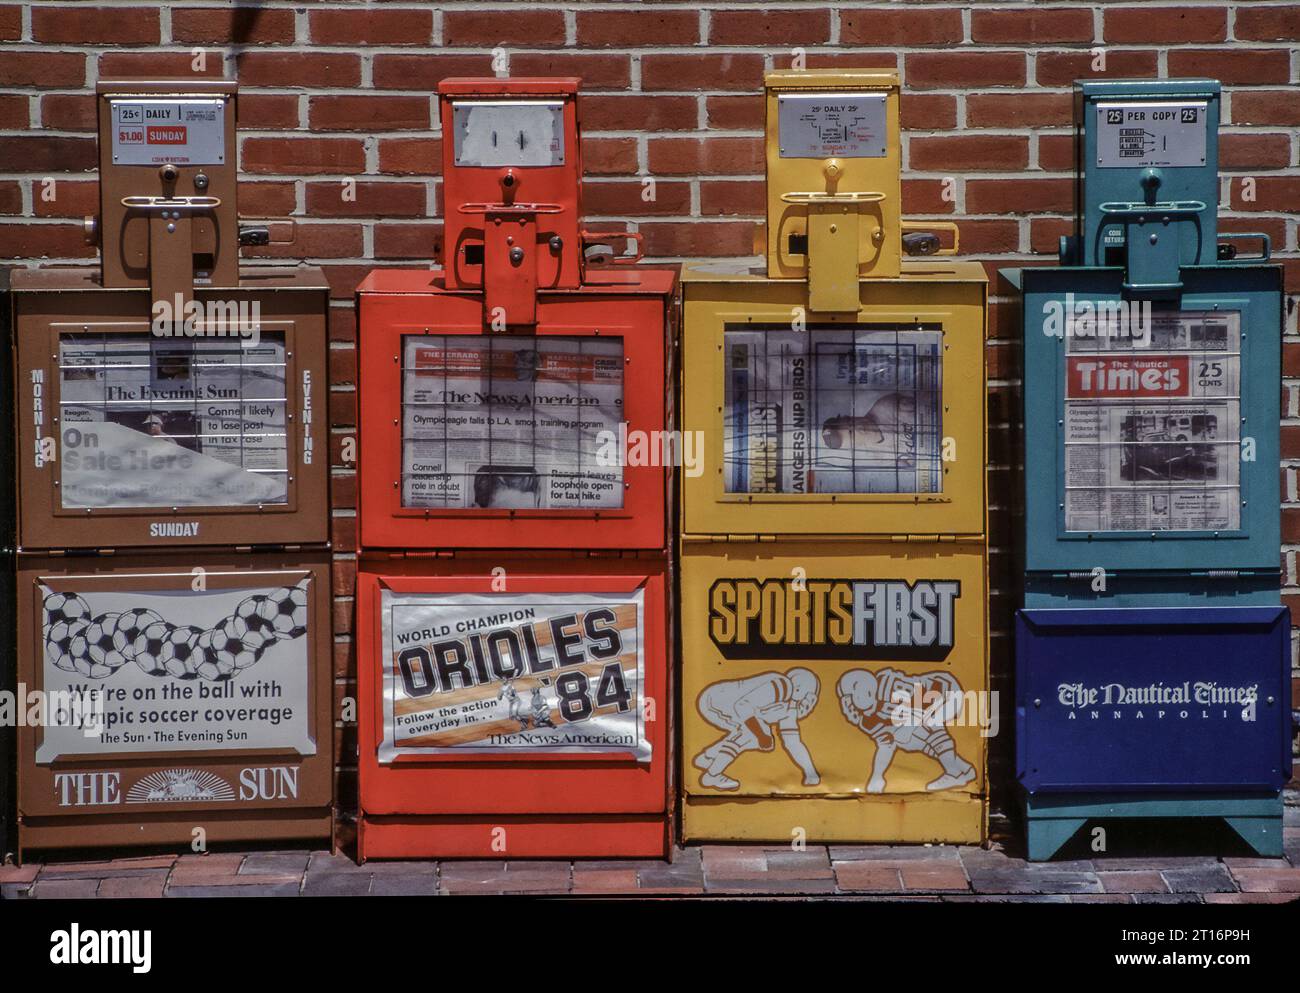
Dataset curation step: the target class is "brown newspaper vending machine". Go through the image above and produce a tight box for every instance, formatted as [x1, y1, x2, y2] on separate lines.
[9, 79, 334, 858]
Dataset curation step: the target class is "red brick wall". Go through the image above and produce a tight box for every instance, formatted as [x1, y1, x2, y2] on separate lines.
[2, 1, 1297, 842]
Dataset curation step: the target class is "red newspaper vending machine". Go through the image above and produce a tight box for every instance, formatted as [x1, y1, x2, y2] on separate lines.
[355, 78, 675, 859]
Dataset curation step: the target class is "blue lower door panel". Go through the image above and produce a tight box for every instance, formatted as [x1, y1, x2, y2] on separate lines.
[1017, 607, 1291, 793]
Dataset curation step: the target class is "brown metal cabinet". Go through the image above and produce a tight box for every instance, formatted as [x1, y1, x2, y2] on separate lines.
[9, 79, 334, 859]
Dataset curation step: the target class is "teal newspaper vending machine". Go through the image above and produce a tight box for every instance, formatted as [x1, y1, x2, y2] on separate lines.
[1008, 80, 1290, 860]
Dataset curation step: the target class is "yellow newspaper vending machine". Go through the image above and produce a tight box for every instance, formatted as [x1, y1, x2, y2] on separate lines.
[679, 70, 989, 843]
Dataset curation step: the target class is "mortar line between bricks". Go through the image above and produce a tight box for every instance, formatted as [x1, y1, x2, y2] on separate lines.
[19, 41, 1294, 54]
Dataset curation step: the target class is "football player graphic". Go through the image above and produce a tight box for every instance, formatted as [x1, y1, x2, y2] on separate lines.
[837, 668, 976, 794]
[694, 668, 821, 791]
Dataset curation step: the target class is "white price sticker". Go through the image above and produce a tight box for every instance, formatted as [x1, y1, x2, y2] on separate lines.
[1095, 101, 1208, 169]
[110, 98, 226, 166]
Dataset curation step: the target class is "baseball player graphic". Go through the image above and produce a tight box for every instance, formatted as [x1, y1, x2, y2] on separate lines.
[693, 668, 821, 791]
[837, 667, 976, 794]
[498, 679, 529, 731]
[528, 686, 556, 730]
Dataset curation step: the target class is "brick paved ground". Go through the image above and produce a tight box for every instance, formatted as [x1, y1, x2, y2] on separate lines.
[3, 808, 1298, 901]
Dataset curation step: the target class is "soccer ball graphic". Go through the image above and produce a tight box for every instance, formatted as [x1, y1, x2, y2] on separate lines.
[222, 611, 277, 658]
[160, 625, 206, 679]
[233, 594, 276, 636]
[44, 591, 91, 629]
[191, 629, 230, 682]
[194, 618, 264, 681]
[133, 620, 180, 677]
[257, 584, 309, 640]
[71, 612, 129, 678]
[113, 607, 164, 661]
[46, 587, 305, 682]
[46, 618, 89, 673]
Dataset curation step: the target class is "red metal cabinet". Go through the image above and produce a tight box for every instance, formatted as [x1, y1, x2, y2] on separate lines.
[354, 78, 675, 860]
[356, 559, 670, 858]
[355, 269, 673, 551]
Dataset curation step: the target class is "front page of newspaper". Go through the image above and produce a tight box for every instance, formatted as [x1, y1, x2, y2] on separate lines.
[58, 333, 289, 509]
[723, 325, 943, 495]
[1063, 310, 1240, 532]
[400, 335, 624, 509]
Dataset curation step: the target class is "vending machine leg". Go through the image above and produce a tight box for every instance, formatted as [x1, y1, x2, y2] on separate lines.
[1222, 814, 1284, 858]
[1025, 814, 1088, 862]
[1024, 793, 1285, 861]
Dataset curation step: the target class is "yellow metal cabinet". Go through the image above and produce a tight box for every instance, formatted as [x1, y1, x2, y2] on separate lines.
[677, 69, 989, 844]
[679, 541, 989, 843]
[680, 262, 988, 540]
[677, 264, 991, 843]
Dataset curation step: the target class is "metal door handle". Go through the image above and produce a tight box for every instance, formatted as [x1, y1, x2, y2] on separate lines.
[458, 202, 564, 215]
[902, 220, 960, 256]
[581, 229, 644, 265]
[120, 195, 222, 212]
[1097, 199, 1208, 218]
[779, 190, 887, 205]
[1217, 231, 1271, 262]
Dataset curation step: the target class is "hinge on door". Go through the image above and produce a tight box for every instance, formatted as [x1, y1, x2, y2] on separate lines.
[375, 549, 451, 560]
